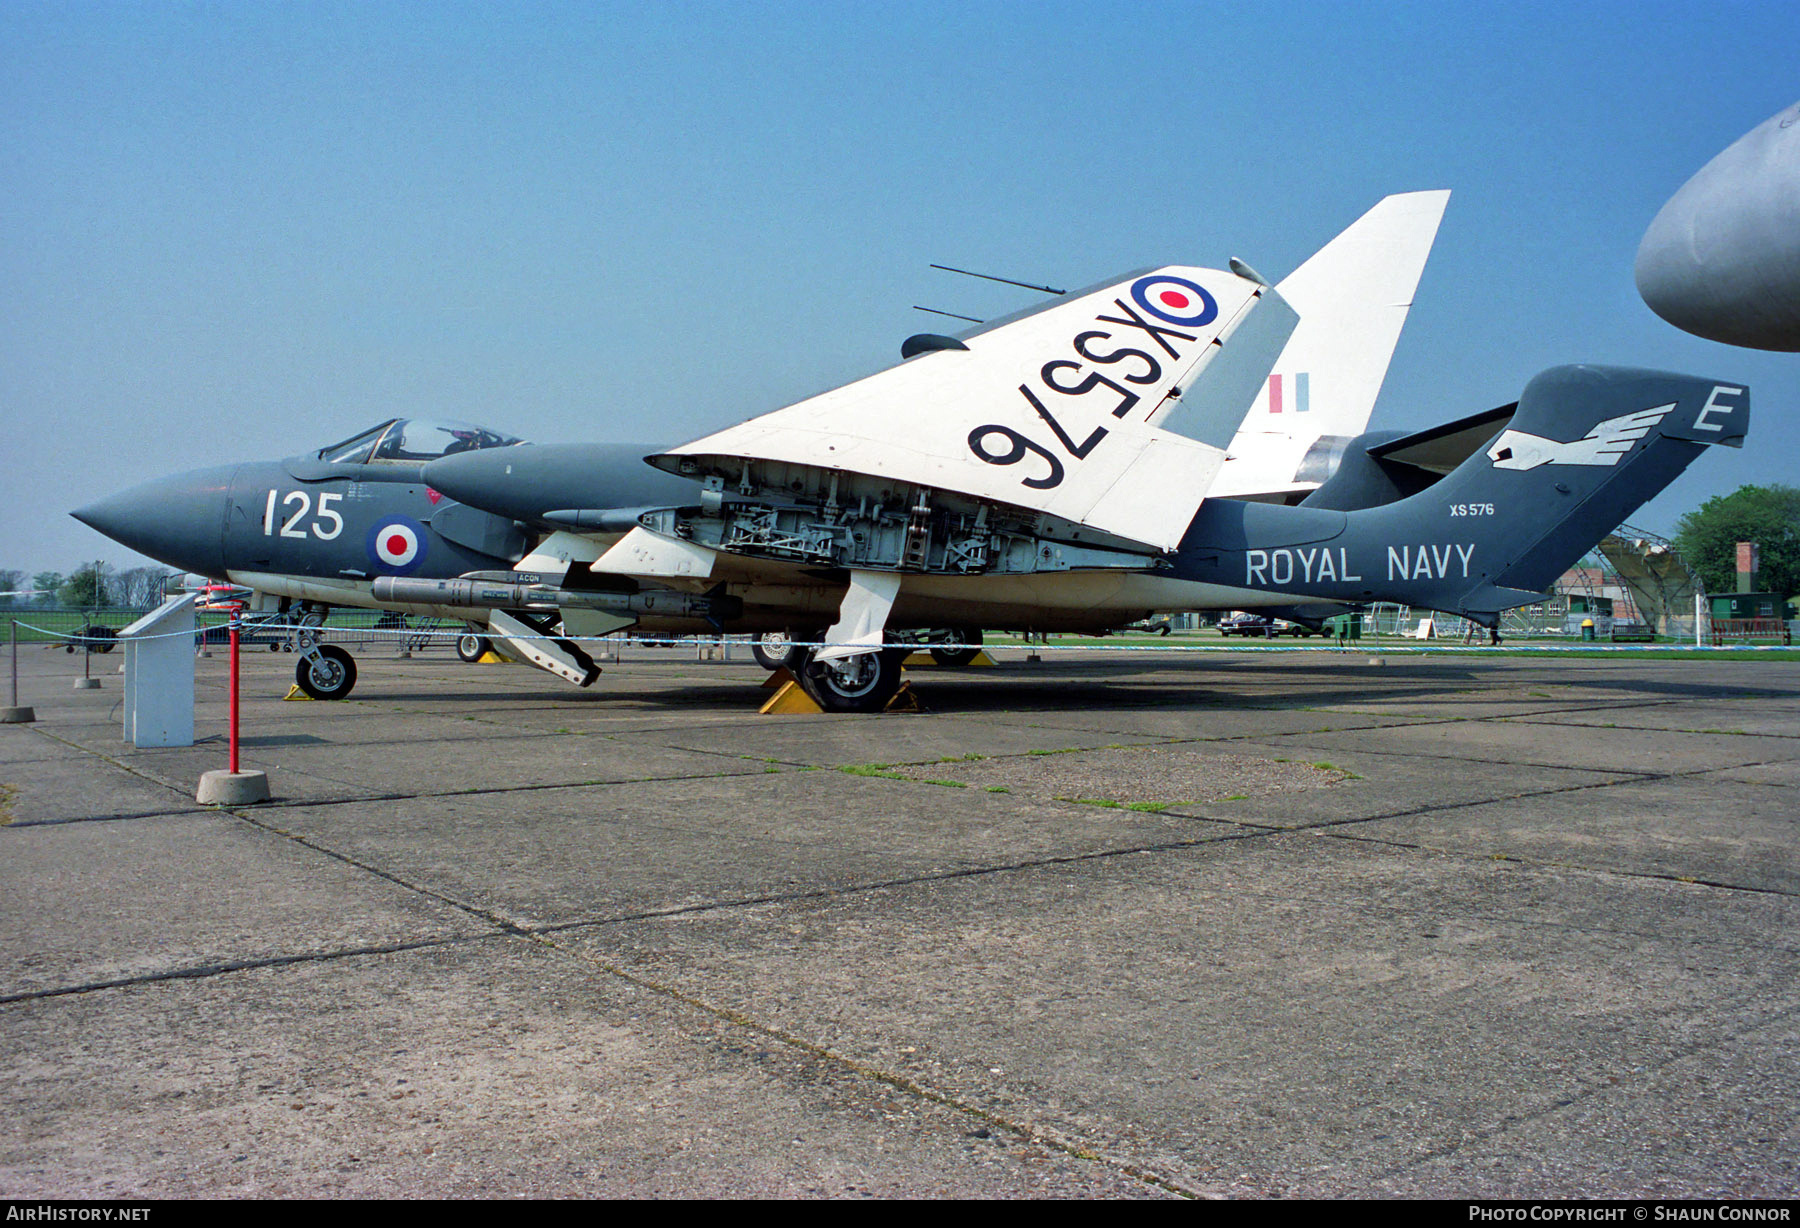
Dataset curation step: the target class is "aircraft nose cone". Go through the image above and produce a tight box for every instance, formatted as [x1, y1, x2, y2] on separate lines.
[71, 464, 237, 576]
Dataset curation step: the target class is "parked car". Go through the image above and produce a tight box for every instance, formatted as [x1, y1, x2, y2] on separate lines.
[1218, 612, 1277, 637]
[1219, 613, 1322, 638]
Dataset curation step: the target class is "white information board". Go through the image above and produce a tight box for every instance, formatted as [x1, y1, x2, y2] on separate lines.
[121, 593, 196, 748]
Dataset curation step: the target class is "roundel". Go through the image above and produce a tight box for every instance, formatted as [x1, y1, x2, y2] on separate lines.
[1130, 274, 1218, 328]
[367, 516, 428, 574]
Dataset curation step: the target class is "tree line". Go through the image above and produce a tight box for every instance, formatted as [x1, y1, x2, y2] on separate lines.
[1673, 484, 1800, 599]
[0, 564, 178, 610]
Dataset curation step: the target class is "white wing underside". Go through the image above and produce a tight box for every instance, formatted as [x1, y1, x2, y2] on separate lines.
[659, 266, 1278, 550]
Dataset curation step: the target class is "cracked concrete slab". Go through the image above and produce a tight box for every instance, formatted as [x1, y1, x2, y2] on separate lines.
[1707, 761, 1800, 788]
[0, 730, 90, 769]
[1174, 745, 1626, 829]
[649, 716, 1171, 768]
[562, 833, 1800, 1197]
[889, 742, 1350, 807]
[0, 732, 196, 825]
[220, 731, 775, 803]
[0, 938, 1166, 1198]
[264, 770, 1242, 930]
[1338, 772, 1800, 893]
[5, 645, 1800, 1196]
[39, 723, 782, 810]
[1253, 719, 1800, 775]
[1501, 701, 1800, 739]
[1375, 1008, 1800, 1197]
[897, 705, 1406, 742]
[0, 810, 486, 999]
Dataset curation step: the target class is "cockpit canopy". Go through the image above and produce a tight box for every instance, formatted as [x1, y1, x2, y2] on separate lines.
[316, 419, 526, 466]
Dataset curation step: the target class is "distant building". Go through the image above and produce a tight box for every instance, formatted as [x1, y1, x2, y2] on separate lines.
[1556, 565, 1642, 624]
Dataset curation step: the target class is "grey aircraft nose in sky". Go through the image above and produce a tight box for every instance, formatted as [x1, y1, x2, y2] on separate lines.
[71, 465, 240, 578]
[1635, 99, 1800, 351]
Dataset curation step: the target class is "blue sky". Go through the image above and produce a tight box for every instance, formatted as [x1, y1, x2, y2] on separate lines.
[5, 0, 1798, 576]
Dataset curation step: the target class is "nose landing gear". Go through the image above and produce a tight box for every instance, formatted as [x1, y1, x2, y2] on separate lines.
[294, 643, 357, 700]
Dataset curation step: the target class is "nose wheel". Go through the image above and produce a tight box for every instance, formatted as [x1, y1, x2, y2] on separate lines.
[456, 633, 492, 663]
[295, 644, 358, 700]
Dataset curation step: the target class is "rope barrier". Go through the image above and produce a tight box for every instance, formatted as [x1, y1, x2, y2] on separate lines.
[9, 617, 1794, 655]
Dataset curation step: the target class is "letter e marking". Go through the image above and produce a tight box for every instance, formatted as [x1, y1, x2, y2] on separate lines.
[1695, 385, 1744, 432]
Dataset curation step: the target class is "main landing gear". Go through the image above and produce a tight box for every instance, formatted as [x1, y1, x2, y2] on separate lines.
[752, 628, 983, 673]
[752, 630, 798, 671]
[794, 646, 910, 713]
[929, 627, 983, 666]
[751, 625, 984, 712]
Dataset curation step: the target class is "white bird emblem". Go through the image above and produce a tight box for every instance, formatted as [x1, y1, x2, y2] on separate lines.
[1486, 404, 1676, 471]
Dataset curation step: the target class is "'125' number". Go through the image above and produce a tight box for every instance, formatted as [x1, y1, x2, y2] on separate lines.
[263, 490, 344, 540]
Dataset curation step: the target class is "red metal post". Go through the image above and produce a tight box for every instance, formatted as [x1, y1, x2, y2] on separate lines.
[228, 605, 241, 775]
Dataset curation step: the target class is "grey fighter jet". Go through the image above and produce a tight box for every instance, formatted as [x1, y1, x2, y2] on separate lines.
[423, 363, 1745, 711]
[72, 416, 725, 698]
[75, 194, 1456, 703]
[1636, 99, 1800, 351]
[73, 375, 1746, 714]
[74, 197, 1744, 713]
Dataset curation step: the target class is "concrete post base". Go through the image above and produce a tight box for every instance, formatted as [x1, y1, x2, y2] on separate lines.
[74, 677, 101, 690]
[196, 770, 271, 805]
[0, 706, 34, 723]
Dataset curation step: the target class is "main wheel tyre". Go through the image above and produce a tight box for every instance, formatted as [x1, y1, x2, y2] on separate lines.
[456, 634, 491, 663]
[752, 631, 794, 671]
[930, 627, 984, 667]
[798, 647, 907, 713]
[295, 645, 358, 700]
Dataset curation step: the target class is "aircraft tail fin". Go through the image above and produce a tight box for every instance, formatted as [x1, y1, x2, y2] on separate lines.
[1211, 190, 1451, 499]
[1178, 365, 1747, 624]
[1441, 366, 1745, 607]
